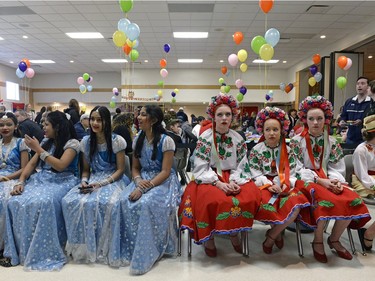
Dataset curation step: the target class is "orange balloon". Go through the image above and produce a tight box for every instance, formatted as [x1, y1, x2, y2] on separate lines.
[233, 31, 244, 45]
[160, 59, 167, 68]
[312, 54, 321, 65]
[337, 56, 348, 69]
[221, 66, 228, 75]
[22, 58, 30, 68]
[122, 44, 132, 55]
[285, 85, 291, 93]
[259, 0, 274, 14]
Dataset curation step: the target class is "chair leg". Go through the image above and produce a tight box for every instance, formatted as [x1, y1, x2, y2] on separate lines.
[346, 227, 357, 255]
[357, 229, 367, 256]
[295, 222, 304, 257]
[177, 228, 182, 256]
[241, 231, 249, 257]
[188, 231, 192, 256]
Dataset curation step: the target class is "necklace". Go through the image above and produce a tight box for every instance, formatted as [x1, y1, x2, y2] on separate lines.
[0, 137, 16, 169]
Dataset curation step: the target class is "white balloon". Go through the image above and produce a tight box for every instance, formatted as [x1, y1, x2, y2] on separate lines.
[314, 72, 323, 83]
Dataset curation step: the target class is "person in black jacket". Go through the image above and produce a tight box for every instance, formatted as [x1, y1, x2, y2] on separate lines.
[74, 113, 90, 141]
[14, 110, 44, 142]
[112, 113, 133, 156]
[64, 99, 80, 125]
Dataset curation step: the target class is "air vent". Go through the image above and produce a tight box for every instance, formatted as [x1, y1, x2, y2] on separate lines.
[305, 5, 330, 14]
[0, 6, 36, 16]
[282, 33, 315, 40]
[168, 3, 215, 13]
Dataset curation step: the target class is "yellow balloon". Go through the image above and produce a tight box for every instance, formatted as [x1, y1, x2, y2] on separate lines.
[308, 77, 317, 87]
[113, 30, 127, 47]
[237, 49, 248, 62]
[174, 88, 179, 94]
[220, 86, 225, 93]
[259, 44, 274, 61]
[126, 38, 134, 47]
[240, 63, 248, 73]
[157, 90, 163, 96]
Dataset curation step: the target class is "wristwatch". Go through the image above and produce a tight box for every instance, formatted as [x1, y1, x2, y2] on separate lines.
[313, 176, 318, 184]
[212, 180, 218, 186]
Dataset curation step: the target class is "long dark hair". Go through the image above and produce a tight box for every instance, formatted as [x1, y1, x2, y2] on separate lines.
[0, 112, 21, 138]
[42, 111, 77, 159]
[134, 105, 165, 160]
[89, 106, 113, 163]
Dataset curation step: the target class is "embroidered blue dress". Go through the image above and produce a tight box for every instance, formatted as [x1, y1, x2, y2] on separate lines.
[111, 134, 182, 275]
[0, 138, 29, 251]
[62, 134, 130, 264]
[4, 139, 80, 270]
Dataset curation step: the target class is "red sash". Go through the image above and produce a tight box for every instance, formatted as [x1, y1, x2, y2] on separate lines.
[369, 170, 375, 176]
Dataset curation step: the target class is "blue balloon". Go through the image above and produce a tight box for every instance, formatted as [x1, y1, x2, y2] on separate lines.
[111, 96, 117, 101]
[87, 85, 93, 92]
[126, 22, 140, 41]
[118, 18, 131, 33]
[309, 65, 318, 76]
[16, 68, 25, 78]
[171, 92, 176, 97]
[79, 84, 86, 92]
[265, 28, 280, 47]
[164, 44, 170, 53]
[239, 86, 247, 95]
[18, 61, 27, 72]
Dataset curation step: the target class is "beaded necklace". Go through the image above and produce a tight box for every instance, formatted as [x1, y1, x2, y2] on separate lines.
[0, 137, 16, 169]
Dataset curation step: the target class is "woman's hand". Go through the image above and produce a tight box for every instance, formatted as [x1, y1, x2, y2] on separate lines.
[317, 178, 343, 194]
[11, 183, 24, 196]
[137, 179, 153, 190]
[216, 181, 239, 195]
[24, 134, 41, 152]
[228, 181, 241, 195]
[268, 184, 282, 194]
[129, 187, 143, 201]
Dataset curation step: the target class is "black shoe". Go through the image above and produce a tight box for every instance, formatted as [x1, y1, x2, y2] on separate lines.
[358, 228, 373, 251]
[0, 249, 3, 259]
[0, 258, 13, 267]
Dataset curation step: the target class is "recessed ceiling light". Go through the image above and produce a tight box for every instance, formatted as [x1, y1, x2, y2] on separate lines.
[70, 60, 74, 63]
[173, 32, 208, 39]
[101, 59, 128, 63]
[22, 35, 28, 39]
[320, 35, 326, 39]
[144, 60, 148, 63]
[368, 55, 373, 59]
[253, 59, 279, 64]
[178, 59, 203, 63]
[0, 36, 4, 40]
[10, 61, 14, 64]
[66, 32, 104, 39]
[29, 60, 55, 64]
[283, 60, 287, 63]
[219, 60, 224, 63]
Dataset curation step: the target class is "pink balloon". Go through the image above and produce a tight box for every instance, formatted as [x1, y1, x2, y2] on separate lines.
[160, 68, 168, 78]
[235, 79, 244, 89]
[77, 77, 84, 85]
[343, 58, 352, 71]
[228, 54, 238, 67]
[25, 68, 35, 78]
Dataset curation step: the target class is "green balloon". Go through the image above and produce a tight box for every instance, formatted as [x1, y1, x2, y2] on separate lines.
[119, 0, 133, 13]
[336, 76, 347, 89]
[109, 101, 116, 108]
[219, 78, 225, 85]
[236, 93, 244, 102]
[171, 97, 176, 103]
[158, 80, 164, 87]
[251, 35, 267, 55]
[130, 49, 139, 62]
[224, 85, 231, 93]
[83, 73, 90, 81]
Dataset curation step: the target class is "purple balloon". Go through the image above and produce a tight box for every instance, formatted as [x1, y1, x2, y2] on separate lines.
[221, 83, 226, 86]
[164, 44, 171, 53]
[265, 94, 271, 101]
[18, 61, 27, 72]
[309, 65, 318, 76]
[239, 86, 247, 95]
[288, 83, 294, 90]
[171, 92, 176, 97]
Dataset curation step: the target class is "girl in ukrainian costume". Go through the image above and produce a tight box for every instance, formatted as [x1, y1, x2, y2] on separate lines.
[62, 106, 130, 265]
[290, 95, 370, 263]
[0, 112, 30, 260]
[179, 93, 261, 257]
[112, 105, 182, 275]
[249, 107, 310, 254]
[2, 111, 80, 270]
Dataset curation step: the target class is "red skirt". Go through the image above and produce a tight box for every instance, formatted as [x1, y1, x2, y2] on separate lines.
[295, 180, 371, 229]
[178, 177, 261, 244]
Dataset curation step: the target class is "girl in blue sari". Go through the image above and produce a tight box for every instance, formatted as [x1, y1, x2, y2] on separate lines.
[0, 112, 29, 260]
[111, 105, 182, 275]
[2, 111, 80, 270]
[62, 106, 130, 265]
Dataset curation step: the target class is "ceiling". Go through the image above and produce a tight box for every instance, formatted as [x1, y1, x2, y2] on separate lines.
[0, 0, 375, 75]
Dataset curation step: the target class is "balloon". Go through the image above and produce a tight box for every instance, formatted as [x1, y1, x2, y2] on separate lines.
[265, 94, 271, 101]
[111, 96, 117, 102]
[112, 87, 118, 94]
[336, 76, 347, 89]
[87, 85, 93, 92]
[126, 22, 140, 41]
[89, 76, 93, 82]
[268, 90, 274, 97]
[174, 88, 179, 94]
[309, 65, 318, 76]
[112, 30, 127, 47]
[158, 80, 164, 87]
[344, 58, 352, 71]
[308, 77, 317, 87]
[236, 93, 244, 102]
[21, 58, 30, 68]
[164, 44, 171, 53]
[123, 44, 132, 55]
[79, 84, 86, 92]
[259, 0, 274, 14]
[109, 101, 116, 108]
[314, 72, 322, 83]
[25, 68, 35, 79]
[240, 63, 248, 73]
[16, 68, 25, 79]
[132, 39, 139, 48]
[118, 18, 131, 33]
[265, 28, 280, 47]
[157, 90, 163, 96]
[312, 54, 321, 64]
[154, 95, 161, 101]
[77, 77, 84, 85]
[279, 83, 286, 91]
[239, 86, 247, 95]
[129, 49, 139, 61]
[220, 86, 225, 93]
[221, 66, 227, 75]
[233, 31, 244, 45]
[126, 38, 134, 47]
[160, 68, 168, 78]
[114, 91, 119, 96]
[269, 97, 274, 102]
[337, 56, 348, 69]
[119, 0, 134, 13]
[259, 44, 274, 61]
[83, 73, 90, 81]
[224, 85, 231, 93]
[228, 54, 238, 67]
[251, 35, 266, 55]
[160, 59, 167, 68]
[219, 78, 225, 85]
[235, 79, 244, 89]
[171, 97, 176, 103]
[171, 92, 176, 97]
[18, 61, 27, 72]
[237, 49, 248, 62]
[285, 83, 294, 93]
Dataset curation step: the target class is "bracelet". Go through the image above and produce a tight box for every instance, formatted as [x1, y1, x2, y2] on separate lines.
[149, 181, 155, 188]
[133, 175, 141, 181]
[1, 176, 10, 181]
[15, 181, 25, 186]
[313, 176, 318, 184]
[108, 175, 115, 183]
[212, 180, 218, 186]
[137, 186, 145, 194]
[39, 151, 51, 161]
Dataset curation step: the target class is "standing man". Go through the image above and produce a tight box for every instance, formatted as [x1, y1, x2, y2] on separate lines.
[176, 107, 188, 123]
[339, 76, 371, 146]
[74, 113, 90, 141]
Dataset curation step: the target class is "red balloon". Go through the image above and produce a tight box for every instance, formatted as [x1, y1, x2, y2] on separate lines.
[337, 56, 347, 69]
[122, 44, 132, 55]
[22, 58, 31, 68]
[221, 66, 228, 75]
[233, 31, 243, 45]
[312, 54, 321, 64]
[160, 59, 167, 68]
[259, 0, 274, 14]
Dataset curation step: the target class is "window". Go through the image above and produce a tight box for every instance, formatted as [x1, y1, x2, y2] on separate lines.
[6, 81, 20, 101]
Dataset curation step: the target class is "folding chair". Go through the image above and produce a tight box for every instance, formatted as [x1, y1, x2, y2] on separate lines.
[124, 154, 131, 179]
[174, 147, 191, 185]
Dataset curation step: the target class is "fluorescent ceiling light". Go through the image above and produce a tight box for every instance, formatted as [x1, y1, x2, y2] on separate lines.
[29, 60, 55, 64]
[283, 60, 287, 63]
[368, 55, 373, 59]
[0, 36, 4, 40]
[173, 32, 208, 38]
[102, 59, 128, 63]
[320, 35, 326, 39]
[219, 60, 224, 63]
[253, 59, 279, 64]
[178, 59, 203, 63]
[66, 32, 104, 39]
[22, 35, 28, 39]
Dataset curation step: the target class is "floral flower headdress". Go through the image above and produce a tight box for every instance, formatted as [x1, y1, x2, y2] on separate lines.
[255, 106, 290, 135]
[298, 95, 333, 125]
[206, 93, 239, 119]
